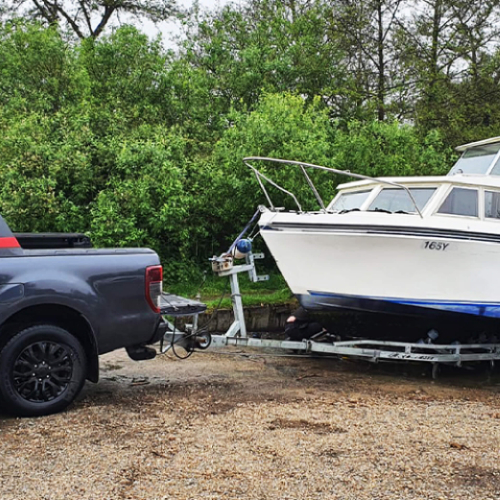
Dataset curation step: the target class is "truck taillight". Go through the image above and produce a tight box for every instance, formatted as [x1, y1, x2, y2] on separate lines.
[145, 265, 163, 313]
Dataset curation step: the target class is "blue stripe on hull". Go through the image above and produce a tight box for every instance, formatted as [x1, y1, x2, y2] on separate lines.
[308, 291, 500, 319]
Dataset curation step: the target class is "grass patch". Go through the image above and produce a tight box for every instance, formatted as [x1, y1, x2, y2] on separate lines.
[167, 272, 296, 308]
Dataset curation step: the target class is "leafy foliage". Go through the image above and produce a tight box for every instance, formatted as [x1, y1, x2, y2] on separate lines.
[0, 6, 490, 284]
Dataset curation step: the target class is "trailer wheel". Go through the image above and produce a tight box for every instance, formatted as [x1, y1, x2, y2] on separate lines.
[0, 325, 87, 417]
[195, 332, 212, 350]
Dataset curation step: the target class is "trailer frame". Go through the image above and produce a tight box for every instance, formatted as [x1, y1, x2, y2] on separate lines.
[160, 249, 500, 378]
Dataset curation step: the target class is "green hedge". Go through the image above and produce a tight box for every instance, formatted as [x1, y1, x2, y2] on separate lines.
[0, 23, 454, 283]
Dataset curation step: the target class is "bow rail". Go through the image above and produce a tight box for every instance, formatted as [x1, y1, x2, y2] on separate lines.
[243, 157, 424, 218]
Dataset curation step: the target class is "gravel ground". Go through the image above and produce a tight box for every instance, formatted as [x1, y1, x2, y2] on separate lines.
[1, 347, 500, 499]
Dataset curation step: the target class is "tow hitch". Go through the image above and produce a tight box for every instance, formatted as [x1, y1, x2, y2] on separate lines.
[159, 293, 210, 358]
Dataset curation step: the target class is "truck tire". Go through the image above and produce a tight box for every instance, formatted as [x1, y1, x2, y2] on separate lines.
[0, 325, 87, 417]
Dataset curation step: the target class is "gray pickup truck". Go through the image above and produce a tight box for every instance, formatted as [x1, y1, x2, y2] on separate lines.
[0, 215, 167, 417]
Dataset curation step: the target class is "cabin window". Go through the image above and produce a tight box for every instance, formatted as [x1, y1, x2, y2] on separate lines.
[331, 190, 371, 212]
[485, 191, 500, 219]
[437, 187, 478, 217]
[489, 160, 500, 176]
[449, 143, 500, 175]
[367, 188, 436, 213]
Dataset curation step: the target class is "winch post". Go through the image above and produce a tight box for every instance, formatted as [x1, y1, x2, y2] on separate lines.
[227, 271, 246, 338]
[217, 260, 254, 338]
[214, 251, 268, 339]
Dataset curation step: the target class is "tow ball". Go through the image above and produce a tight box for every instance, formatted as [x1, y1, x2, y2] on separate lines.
[160, 321, 212, 357]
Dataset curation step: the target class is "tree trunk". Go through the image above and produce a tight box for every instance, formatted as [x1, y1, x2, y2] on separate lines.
[376, 0, 385, 121]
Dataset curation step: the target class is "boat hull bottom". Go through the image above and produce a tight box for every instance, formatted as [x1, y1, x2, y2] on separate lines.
[298, 293, 500, 344]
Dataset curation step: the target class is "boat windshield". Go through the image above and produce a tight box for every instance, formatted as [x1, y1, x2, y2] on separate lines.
[368, 187, 436, 213]
[449, 143, 500, 175]
[330, 190, 371, 212]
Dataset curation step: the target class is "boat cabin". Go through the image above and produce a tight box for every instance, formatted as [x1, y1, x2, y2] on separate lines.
[329, 137, 500, 221]
[449, 136, 500, 176]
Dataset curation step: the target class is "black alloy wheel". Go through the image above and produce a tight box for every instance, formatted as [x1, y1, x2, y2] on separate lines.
[0, 325, 87, 417]
[13, 340, 73, 403]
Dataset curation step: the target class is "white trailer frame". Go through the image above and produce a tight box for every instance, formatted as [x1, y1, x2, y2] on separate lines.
[161, 250, 500, 378]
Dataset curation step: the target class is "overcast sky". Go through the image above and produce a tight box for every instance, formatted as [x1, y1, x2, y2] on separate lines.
[140, 0, 236, 47]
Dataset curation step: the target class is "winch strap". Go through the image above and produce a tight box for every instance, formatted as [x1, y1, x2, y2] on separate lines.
[227, 208, 261, 254]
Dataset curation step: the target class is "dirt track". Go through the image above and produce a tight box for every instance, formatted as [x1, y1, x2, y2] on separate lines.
[1, 347, 500, 499]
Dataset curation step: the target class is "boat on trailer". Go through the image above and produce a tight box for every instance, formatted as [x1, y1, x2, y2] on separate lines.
[247, 137, 500, 343]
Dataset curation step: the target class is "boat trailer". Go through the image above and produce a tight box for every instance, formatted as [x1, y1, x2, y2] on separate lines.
[160, 249, 500, 379]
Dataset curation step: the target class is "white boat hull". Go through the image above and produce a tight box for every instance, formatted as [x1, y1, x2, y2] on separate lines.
[259, 212, 500, 340]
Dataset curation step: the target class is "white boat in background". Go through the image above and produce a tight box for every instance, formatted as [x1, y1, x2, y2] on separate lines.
[247, 137, 500, 343]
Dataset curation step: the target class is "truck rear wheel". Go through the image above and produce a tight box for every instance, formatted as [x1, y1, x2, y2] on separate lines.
[0, 325, 87, 417]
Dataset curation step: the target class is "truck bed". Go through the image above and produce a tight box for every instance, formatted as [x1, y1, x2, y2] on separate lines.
[21, 247, 157, 257]
[14, 233, 92, 249]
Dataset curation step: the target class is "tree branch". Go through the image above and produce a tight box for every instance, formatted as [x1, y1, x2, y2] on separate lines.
[92, 5, 116, 39]
[78, 0, 93, 34]
[38, 0, 86, 38]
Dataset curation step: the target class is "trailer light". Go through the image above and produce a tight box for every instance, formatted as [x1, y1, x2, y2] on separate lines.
[145, 265, 163, 313]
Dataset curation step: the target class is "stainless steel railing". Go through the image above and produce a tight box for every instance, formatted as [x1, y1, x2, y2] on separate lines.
[243, 157, 424, 218]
